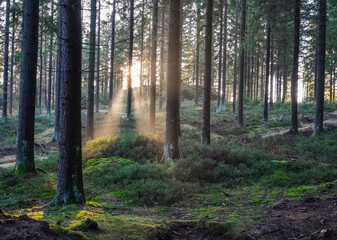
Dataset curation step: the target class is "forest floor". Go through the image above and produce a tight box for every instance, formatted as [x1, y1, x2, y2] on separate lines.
[1, 92, 337, 239]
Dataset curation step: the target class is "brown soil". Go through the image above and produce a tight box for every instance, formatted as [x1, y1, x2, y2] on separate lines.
[0, 210, 63, 240]
[254, 197, 337, 240]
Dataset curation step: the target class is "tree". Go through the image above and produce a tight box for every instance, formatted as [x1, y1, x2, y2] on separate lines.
[51, 0, 85, 205]
[232, 0, 239, 113]
[238, 0, 246, 126]
[47, 1, 55, 116]
[263, 25, 271, 122]
[202, 0, 213, 144]
[96, 0, 101, 113]
[9, 0, 16, 116]
[313, 0, 327, 134]
[163, 0, 180, 163]
[289, 0, 301, 134]
[221, 0, 228, 110]
[127, 0, 134, 120]
[159, 3, 166, 111]
[2, 0, 10, 123]
[194, 2, 201, 105]
[109, 0, 116, 109]
[216, 0, 223, 112]
[15, 0, 39, 174]
[87, 0, 97, 140]
[150, 0, 159, 132]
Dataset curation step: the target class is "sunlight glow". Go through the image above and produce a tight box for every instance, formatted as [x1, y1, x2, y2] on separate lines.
[122, 62, 142, 89]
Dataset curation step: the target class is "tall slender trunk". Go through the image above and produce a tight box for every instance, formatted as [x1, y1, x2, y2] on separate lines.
[256, 54, 259, 99]
[163, 0, 180, 163]
[53, 12, 61, 142]
[139, 0, 145, 108]
[263, 25, 271, 122]
[216, 0, 223, 112]
[127, 0, 134, 120]
[290, 0, 301, 134]
[9, 2, 16, 116]
[52, 0, 85, 205]
[1, 0, 10, 123]
[282, 39, 288, 103]
[87, 0, 96, 140]
[38, 18, 43, 114]
[194, 5, 201, 105]
[269, 34, 274, 109]
[15, 0, 39, 174]
[260, 56, 264, 99]
[109, 0, 116, 109]
[150, 0, 159, 131]
[222, 0, 228, 108]
[233, 0, 239, 113]
[202, 0, 213, 144]
[96, 0, 101, 113]
[314, 0, 326, 134]
[47, 1, 54, 115]
[238, 0, 246, 126]
[159, 3, 166, 111]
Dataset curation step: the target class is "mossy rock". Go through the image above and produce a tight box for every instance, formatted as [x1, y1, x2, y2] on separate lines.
[71, 218, 98, 232]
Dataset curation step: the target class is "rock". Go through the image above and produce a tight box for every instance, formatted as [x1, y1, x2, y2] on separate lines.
[181, 124, 196, 132]
[280, 115, 290, 124]
[299, 113, 314, 124]
[71, 218, 98, 232]
[318, 229, 334, 239]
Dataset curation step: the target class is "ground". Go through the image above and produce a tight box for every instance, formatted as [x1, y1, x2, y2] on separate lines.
[1, 91, 337, 239]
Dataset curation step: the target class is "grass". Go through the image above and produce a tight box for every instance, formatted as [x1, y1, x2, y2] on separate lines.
[0, 99, 337, 239]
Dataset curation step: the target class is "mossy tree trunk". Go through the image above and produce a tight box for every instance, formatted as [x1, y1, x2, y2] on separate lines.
[202, 0, 213, 144]
[52, 0, 85, 205]
[163, 0, 181, 163]
[15, 0, 39, 174]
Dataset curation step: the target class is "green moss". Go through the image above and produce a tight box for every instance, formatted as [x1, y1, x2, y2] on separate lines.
[71, 218, 98, 231]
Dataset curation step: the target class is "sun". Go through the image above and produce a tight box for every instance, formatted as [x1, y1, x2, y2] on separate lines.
[122, 61, 141, 89]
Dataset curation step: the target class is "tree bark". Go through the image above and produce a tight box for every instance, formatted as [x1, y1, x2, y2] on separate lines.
[282, 39, 287, 103]
[314, 0, 326, 134]
[202, 0, 213, 144]
[238, 0, 246, 126]
[96, 0, 101, 113]
[1, 0, 10, 123]
[87, 0, 96, 140]
[9, 1, 16, 116]
[47, 1, 54, 115]
[163, 0, 181, 163]
[269, 34, 274, 109]
[232, 0, 239, 113]
[109, 0, 116, 110]
[127, 0, 134, 120]
[216, 0, 223, 112]
[222, 0, 227, 108]
[15, 0, 39, 174]
[150, 0, 159, 132]
[159, 3, 166, 111]
[52, 0, 85, 205]
[194, 4, 201, 105]
[263, 25, 271, 122]
[290, 0, 301, 134]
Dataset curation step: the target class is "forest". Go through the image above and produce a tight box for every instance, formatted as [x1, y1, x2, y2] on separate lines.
[0, 0, 337, 239]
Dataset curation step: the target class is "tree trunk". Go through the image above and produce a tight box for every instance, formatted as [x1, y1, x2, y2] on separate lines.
[233, 0, 239, 113]
[109, 0, 116, 109]
[87, 0, 96, 140]
[238, 0, 246, 126]
[150, 0, 159, 132]
[269, 34, 274, 109]
[314, 0, 326, 134]
[221, 0, 228, 108]
[15, 0, 39, 174]
[159, 3, 166, 111]
[9, 2, 16, 116]
[263, 25, 271, 122]
[38, 25, 43, 114]
[96, 0, 101, 113]
[1, 0, 10, 123]
[282, 40, 287, 103]
[53, 13, 61, 142]
[290, 0, 301, 134]
[216, 0, 223, 112]
[202, 0, 213, 144]
[47, 1, 54, 115]
[127, 0, 134, 120]
[163, 0, 180, 163]
[139, 0, 145, 109]
[194, 4, 201, 105]
[52, 0, 85, 205]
